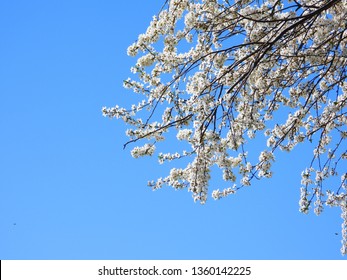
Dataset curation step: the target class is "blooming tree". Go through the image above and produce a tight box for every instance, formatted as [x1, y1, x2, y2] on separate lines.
[103, 0, 347, 254]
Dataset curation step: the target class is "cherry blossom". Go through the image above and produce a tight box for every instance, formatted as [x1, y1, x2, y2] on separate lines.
[103, 0, 347, 254]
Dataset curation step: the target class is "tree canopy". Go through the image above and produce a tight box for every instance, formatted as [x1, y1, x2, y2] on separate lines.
[103, 0, 347, 254]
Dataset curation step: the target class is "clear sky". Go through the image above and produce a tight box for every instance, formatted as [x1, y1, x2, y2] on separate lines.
[0, 0, 345, 260]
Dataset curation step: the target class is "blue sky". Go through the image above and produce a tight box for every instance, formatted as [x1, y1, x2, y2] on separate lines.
[0, 0, 345, 260]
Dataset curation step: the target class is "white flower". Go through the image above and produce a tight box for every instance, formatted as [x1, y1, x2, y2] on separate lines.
[176, 129, 192, 140]
[131, 144, 156, 158]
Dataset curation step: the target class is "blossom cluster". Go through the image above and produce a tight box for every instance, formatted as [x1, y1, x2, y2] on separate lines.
[104, 0, 347, 254]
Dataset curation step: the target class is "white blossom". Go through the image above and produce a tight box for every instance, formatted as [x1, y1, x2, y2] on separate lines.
[104, 0, 347, 254]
